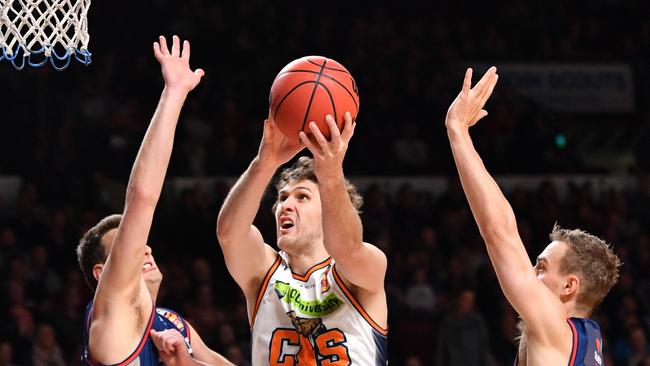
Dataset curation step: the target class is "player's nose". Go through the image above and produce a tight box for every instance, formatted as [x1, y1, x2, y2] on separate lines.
[144, 245, 152, 256]
[279, 198, 296, 212]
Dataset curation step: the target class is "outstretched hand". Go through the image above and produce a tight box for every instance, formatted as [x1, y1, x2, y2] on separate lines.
[153, 35, 205, 93]
[445, 66, 498, 132]
[299, 112, 355, 181]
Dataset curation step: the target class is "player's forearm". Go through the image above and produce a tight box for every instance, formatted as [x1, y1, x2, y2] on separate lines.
[319, 174, 363, 258]
[125, 87, 188, 207]
[197, 352, 234, 366]
[175, 357, 210, 366]
[447, 127, 518, 241]
[216, 157, 276, 243]
[179, 358, 226, 366]
[188, 324, 234, 366]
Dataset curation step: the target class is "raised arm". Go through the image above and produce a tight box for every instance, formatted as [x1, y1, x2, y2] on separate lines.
[445, 67, 567, 336]
[96, 35, 203, 301]
[90, 36, 203, 362]
[216, 118, 303, 303]
[299, 113, 387, 293]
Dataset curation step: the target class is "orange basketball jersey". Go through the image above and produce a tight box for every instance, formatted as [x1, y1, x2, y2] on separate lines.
[251, 253, 388, 366]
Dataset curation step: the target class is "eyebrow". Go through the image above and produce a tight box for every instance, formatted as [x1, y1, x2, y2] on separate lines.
[536, 257, 548, 265]
[278, 186, 313, 195]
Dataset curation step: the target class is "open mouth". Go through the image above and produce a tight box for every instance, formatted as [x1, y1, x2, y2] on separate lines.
[143, 262, 154, 272]
[280, 217, 295, 231]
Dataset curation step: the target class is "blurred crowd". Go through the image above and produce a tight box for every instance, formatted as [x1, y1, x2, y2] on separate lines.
[0, 0, 649, 365]
[1, 1, 650, 180]
[385, 176, 650, 365]
[1, 175, 649, 365]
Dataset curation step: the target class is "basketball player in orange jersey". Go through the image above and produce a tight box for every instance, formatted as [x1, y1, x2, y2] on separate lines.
[75, 36, 231, 366]
[444, 66, 621, 366]
[216, 113, 388, 365]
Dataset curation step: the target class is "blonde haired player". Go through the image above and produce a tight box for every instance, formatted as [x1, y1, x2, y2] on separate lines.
[444, 66, 621, 366]
[217, 113, 388, 365]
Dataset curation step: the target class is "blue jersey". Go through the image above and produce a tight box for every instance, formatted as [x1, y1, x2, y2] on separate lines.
[81, 301, 192, 366]
[566, 317, 604, 366]
[515, 317, 604, 366]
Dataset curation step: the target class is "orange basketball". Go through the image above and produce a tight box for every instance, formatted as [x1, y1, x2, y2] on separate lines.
[269, 56, 360, 142]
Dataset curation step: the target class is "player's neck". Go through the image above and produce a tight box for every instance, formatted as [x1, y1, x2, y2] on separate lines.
[145, 281, 160, 303]
[285, 247, 330, 277]
[564, 301, 590, 319]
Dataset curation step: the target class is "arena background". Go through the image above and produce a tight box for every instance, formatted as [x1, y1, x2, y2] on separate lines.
[1, 1, 649, 365]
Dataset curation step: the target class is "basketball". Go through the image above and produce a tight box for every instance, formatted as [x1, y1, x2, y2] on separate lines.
[269, 56, 360, 142]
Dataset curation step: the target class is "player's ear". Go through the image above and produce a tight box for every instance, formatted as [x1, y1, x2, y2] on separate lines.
[563, 274, 580, 297]
[93, 263, 104, 282]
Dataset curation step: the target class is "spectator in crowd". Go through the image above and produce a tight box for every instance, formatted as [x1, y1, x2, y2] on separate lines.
[32, 324, 65, 366]
[0, 341, 17, 366]
[406, 268, 436, 312]
[436, 289, 490, 366]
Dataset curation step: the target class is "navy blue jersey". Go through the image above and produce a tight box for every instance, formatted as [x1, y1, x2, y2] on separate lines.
[515, 317, 604, 366]
[81, 301, 192, 366]
[567, 317, 604, 366]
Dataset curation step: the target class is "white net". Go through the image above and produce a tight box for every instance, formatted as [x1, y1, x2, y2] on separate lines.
[0, 0, 91, 70]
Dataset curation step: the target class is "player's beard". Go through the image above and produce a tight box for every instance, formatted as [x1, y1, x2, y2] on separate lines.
[278, 229, 322, 257]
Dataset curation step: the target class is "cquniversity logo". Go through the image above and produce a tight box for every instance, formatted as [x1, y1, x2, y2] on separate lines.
[274, 281, 343, 317]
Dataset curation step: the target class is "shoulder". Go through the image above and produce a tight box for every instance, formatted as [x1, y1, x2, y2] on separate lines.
[155, 306, 187, 323]
[567, 317, 601, 335]
[155, 307, 191, 335]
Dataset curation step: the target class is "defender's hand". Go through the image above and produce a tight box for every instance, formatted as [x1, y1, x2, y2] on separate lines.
[150, 329, 192, 366]
[153, 35, 205, 93]
[445, 66, 498, 132]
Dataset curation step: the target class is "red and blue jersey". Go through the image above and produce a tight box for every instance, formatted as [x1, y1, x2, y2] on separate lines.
[81, 301, 192, 366]
[566, 317, 604, 366]
[515, 317, 604, 366]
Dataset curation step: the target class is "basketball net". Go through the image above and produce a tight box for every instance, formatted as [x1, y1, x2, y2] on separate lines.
[0, 0, 91, 70]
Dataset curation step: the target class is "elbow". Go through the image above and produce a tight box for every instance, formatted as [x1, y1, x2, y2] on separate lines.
[215, 219, 227, 242]
[125, 184, 158, 208]
[215, 217, 233, 246]
[478, 213, 518, 246]
[480, 227, 509, 246]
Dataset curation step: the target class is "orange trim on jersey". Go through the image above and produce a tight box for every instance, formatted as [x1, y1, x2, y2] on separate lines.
[567, 318, 578, 366]
[184, 318, 191, 344]
[291, 257, 333, 281]
[251, 254, 282, 328]
[332, 265, 388, 336]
